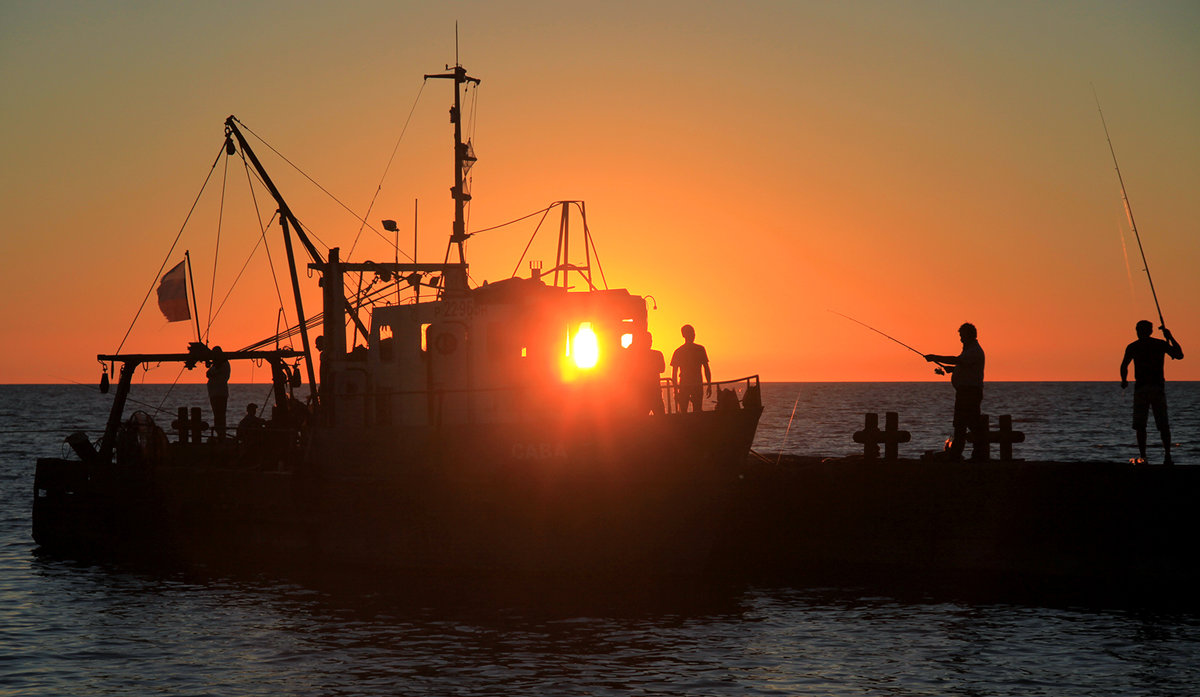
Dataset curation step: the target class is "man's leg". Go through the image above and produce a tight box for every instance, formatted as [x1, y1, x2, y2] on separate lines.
[948, 423, 968, 460]
[1132, 391, 1150, 463]
[1151, 393, 1173, 465]
[950, 386, 981, 461]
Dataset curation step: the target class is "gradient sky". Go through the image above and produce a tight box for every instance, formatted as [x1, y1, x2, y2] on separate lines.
[2, 0, 1197, 385]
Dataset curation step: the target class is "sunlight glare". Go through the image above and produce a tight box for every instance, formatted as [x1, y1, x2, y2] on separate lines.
[572, 322, 599, 369]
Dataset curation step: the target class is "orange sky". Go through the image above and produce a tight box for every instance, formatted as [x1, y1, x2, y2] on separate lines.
[2, 1, 1197, 384]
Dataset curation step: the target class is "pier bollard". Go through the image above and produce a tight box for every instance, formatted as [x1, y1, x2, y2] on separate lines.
[853, 413, 881, 459]
[883, 412, 910, 460]
[189, 407, 206, 444]
[971, 414, 991, 461]
[996, 415, 1026, 461]
[172, 407, 189, 444]
[970, 414, 1026, 462]
[853, 412, 911, 461]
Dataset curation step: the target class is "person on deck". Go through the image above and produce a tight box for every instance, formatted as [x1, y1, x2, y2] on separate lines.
[1121, 320, 1184, 465]
[206, 346, 231, 441]
[671, 324, 711, 413]
[634, 331, 666, 415]
[925, 323, 985, 461]
[237, 403, 265, 441]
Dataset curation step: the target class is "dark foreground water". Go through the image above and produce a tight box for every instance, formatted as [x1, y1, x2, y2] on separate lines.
[2, 383, 1199, 696]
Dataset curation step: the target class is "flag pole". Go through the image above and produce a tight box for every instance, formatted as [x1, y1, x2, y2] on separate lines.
[185, 250, 202, 343]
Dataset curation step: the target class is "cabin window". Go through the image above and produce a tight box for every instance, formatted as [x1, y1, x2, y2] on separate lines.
[420, 323, 431, 353]
[620, 319, 634, 348]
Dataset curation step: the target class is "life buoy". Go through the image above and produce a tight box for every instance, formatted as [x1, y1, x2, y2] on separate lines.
[434, 331, 458, 355]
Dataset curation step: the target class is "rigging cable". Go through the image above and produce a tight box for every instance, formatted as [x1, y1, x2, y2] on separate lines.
[236, 153, 371, 327]
[206, 150, 231, 342]
[347, 80, 427, 261]
[232, 117, 412, 261]
[579, 202, 609, 290]
[507, 205, 558, 278]
[241, 153, 290, 324]
[114, 140, 228, 356]
[209, 210, 279, 329]
[463, 80, 480, 238]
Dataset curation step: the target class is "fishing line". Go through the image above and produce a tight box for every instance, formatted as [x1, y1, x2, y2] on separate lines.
[829, 310, 946, 374]
[776, 391, 802, 466]
[1116, 219, 1136, 303]
[1093, 87, 1167, 328]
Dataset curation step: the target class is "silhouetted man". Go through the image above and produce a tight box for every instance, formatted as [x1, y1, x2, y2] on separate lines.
[237, 403, 265, 441]
[671, 324, 711, 413]
[206, 346, 231, 440]
[634, 331, 666, 415]
[1121, 320, 1184, 465]
[925, 323, 985, 461]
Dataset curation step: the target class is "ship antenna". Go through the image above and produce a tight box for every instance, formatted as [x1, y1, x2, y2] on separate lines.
[424, 56, 480, 276]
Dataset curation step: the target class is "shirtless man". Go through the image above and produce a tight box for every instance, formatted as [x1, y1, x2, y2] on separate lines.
[1121, 320, 1184, 465]
[671, 324, 711, 413]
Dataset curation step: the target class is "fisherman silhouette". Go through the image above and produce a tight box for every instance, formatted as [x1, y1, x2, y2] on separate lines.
[206, 346, 231, 441]
[1121, 320, 1184, 465]
[237, 403, 265, 441]
[925, 323, 985, 462]
[671, 324, 711, 413]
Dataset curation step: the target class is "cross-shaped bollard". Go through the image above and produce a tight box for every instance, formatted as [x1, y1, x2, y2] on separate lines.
[969, 414, 1026, 462]
[853, 411, 911, 460]
[993, 414, 1025, 461]
[170, 406, 209, 444]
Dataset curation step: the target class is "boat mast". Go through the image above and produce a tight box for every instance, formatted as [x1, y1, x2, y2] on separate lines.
[424, 63, 480, 275]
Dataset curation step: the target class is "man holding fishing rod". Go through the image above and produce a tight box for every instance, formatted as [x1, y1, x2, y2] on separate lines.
[1121, 321, 1184, 466]
[925, 323, 985, 462]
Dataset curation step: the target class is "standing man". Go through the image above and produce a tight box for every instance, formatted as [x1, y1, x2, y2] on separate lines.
[206, 346, 231, 441]
[1121, 320, 1184, 465]
[671, 324, 711, 413]
[925, 323, 985, 461]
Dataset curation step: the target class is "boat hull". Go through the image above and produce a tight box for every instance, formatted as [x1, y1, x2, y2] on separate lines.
[33, 408, 763, 574]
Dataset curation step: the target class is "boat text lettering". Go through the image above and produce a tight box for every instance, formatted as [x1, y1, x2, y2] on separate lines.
[434, 300, 486, 320]
[511, 443, 568, 460]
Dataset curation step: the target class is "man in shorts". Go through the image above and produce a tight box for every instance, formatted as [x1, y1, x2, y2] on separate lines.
[1121, 320, 1184, 465]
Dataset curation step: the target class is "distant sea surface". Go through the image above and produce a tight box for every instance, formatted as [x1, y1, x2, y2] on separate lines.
[3, 382, 1199, 696]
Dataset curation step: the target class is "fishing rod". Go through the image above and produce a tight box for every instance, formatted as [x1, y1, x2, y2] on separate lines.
[829, 310, 945, 375]
[1093, 88, 1167, 329]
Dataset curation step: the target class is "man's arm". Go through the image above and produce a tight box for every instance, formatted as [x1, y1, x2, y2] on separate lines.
[703, 361, 712, 397]
[1164, 328, 1184, 360]
[1120, 345, 1133, 388]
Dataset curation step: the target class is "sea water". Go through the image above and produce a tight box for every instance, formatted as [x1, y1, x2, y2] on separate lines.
[2, 383, 1199, 696]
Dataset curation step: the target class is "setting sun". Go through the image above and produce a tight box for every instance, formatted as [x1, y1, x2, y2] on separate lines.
[571, 323, 599, 370]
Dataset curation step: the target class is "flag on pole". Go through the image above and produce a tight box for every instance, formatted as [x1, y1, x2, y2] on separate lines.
[156, 260, 191, 322]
